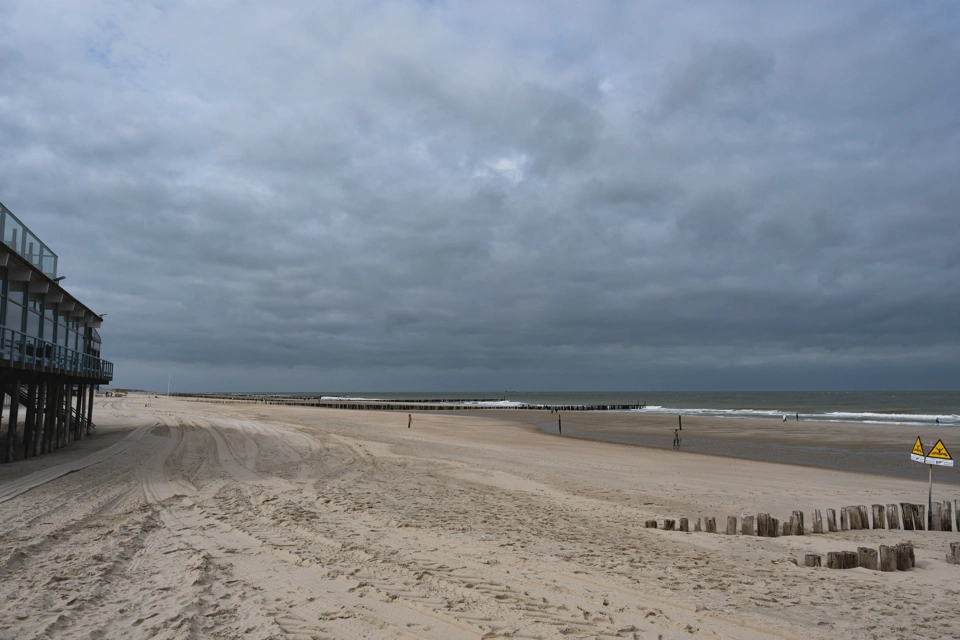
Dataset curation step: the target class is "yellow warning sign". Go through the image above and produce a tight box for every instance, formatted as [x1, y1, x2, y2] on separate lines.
[912, 437, 925, 457]
[927, 439, 952, 460]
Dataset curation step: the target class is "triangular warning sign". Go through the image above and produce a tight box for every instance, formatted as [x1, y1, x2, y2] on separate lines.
[927, 439, 952, 460]
[912, 437, 925, 457]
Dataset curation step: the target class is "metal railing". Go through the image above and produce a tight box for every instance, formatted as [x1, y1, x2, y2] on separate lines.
[0, 327, 113, 381]
[0, 201, 58, 278]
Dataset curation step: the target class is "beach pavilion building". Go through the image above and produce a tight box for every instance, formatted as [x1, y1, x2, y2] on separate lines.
[0, 200, 113, 463]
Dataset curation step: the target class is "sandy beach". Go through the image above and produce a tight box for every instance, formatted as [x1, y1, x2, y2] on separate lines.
[0, 396, 958, 639]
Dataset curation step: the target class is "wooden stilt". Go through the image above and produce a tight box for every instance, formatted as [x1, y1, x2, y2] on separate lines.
[6, 378, 21, 463]
[22, 382, 36, 459]
[33, 382, 45, 456]
[87, 384, 95, 435]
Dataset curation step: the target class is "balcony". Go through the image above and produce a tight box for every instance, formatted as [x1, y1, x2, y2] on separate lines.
[0, 327, 113, 382]
[0, 201, 58, 279]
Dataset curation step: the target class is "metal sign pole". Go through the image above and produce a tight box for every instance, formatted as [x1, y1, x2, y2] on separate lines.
[928, 464, 933, 530]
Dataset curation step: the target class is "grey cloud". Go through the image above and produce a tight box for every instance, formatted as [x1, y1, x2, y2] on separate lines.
[0, 1, 958, 391]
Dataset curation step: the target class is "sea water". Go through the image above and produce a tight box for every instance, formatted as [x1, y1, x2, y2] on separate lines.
[264, 390, 960, 427]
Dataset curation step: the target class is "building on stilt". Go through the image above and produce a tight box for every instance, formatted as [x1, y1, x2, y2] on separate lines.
[0, 200, 113, 462]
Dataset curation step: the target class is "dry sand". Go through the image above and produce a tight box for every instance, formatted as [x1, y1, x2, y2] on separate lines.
[0, 395, 958, 639]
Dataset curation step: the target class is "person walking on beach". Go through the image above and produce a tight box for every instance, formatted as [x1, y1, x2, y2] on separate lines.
[408, 413, 412, 428]
[673, 428, 680, 449]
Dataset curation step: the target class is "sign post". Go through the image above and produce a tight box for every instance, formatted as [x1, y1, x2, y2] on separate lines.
[910, 438, 953, 530]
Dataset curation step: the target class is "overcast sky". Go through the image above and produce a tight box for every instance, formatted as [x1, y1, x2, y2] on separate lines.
[1, 1, 958, 392]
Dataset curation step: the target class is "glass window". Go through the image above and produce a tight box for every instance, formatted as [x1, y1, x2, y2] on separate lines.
[26, 310, 40, 338]
[6, 302, 23, 333]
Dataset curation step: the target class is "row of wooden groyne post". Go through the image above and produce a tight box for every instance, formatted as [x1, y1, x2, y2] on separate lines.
[174, 393, 643, 412]
[645, 500, 960, 571]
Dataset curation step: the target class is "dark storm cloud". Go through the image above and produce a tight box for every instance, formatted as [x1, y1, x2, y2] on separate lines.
[0, 1, 958, 391]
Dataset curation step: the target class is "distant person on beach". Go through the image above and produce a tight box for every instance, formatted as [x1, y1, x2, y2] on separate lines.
[408, 413, 412, 428]
[796, 413, 799, 421]
[673, 428, 680, 449]
[782, 414, 787, 422]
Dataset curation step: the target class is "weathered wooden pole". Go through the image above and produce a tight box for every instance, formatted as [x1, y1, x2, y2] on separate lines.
[679, 518, 689, 532]
[879, 545, 897, 571]
[804, 554, 821, 567]
[726, 516, 737, 535]
[931, 502, 943, 531]
[705, 517, 717, 533]
[644, 520, 658, 528]
[663, 519, 675, 531]
[741, 515, 755, 536]
[900, 503, 914, 530]
[826, 508, 838, 532]
[858, 547, 879, 571]
[947, 542, 960, 565]
[886, 504, 901, 529]
[812, 509, 823, 534]
[942, 500, 953, 532]
[871, 504, 885, 529]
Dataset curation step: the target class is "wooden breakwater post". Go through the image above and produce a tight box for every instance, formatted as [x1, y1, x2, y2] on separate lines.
[679, 518, 689, 532]
[804, 554, 821, 567]
[879, 545, 897, 572]
[947, 542, 960, 565]
[664, 519, 675, 531]
[827, 551, 859, 569]
[900, 503, 926, 530]
[694, 518, 701, 532]
[756, 513, 779, 537]
[741, 515, 755, 536]
[826, 508, 838, 532]
[789, 510, 805, 535]
[644, 520, 658, 529]
[872, 504, 886, 529]
[886, 504, 901, 530]
[858, 547, 879, 571]
[931, 502, 943, 531]
[705, 517, 717, 533]
[940, 500, 953, 532]
[726, 516, 737, 535]
[896, 543, 915, 570]
[812, 509, 824, 534]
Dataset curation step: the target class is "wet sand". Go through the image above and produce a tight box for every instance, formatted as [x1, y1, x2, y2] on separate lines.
[472, 408, 960, 484]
